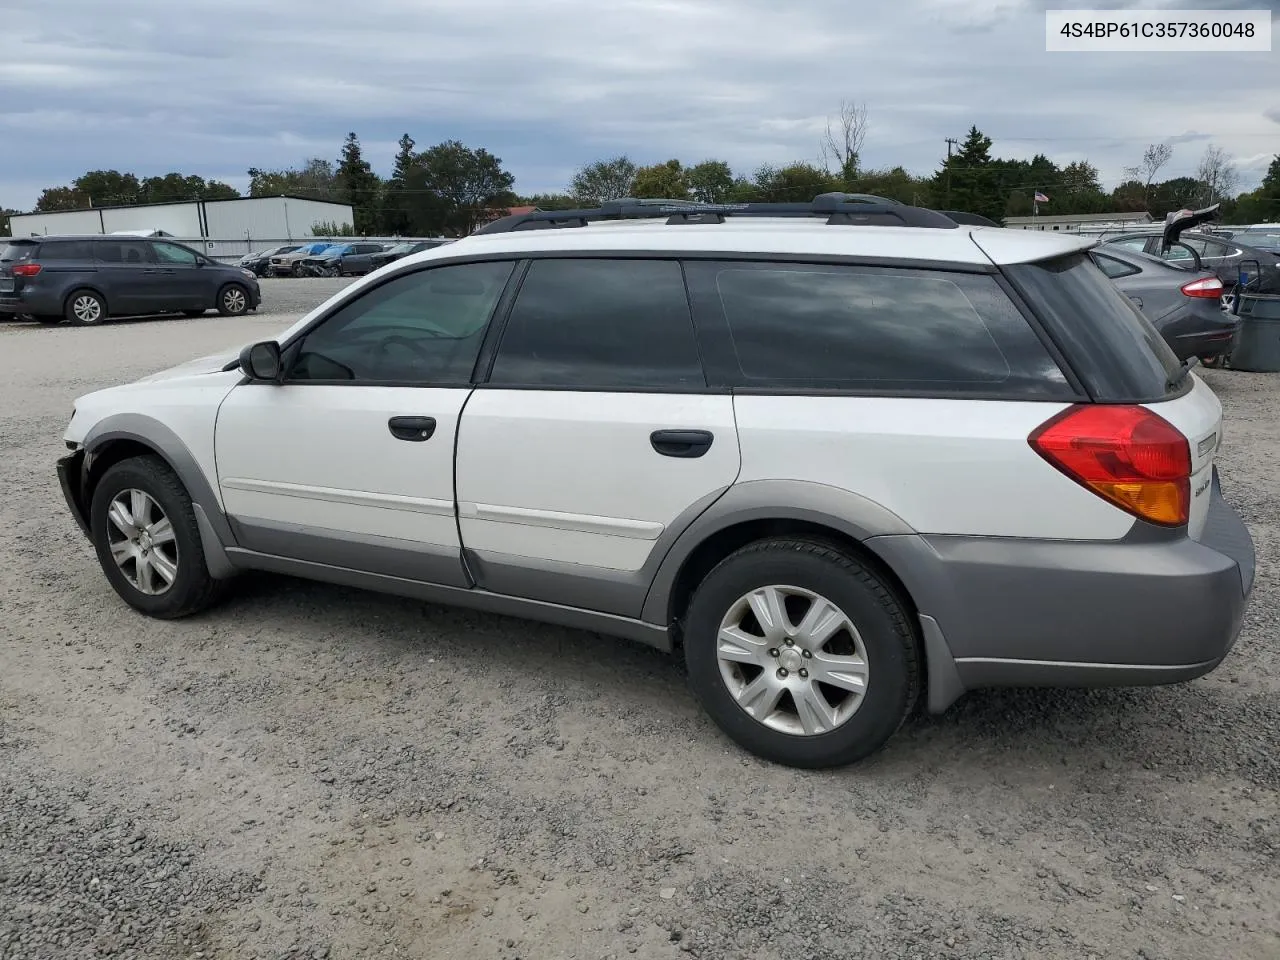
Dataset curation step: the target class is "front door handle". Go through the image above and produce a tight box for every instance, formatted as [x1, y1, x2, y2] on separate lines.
[650, 429, 714, 458]
[388, 416, 437, 442]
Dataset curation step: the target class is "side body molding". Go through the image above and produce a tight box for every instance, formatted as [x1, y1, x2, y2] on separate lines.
[640, 479, 915, 625]
[82, 414, 237, 578]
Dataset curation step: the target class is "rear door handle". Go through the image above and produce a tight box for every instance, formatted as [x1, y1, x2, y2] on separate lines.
[1128, 295, 1143, 308]
[650, 429, 714, 458]
[388, 416, 437, 442]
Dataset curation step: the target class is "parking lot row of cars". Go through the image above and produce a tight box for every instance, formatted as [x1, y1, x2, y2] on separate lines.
[240, 239, 453, 278]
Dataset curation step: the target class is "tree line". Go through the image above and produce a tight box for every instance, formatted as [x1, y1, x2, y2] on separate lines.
[3, 110, 1276, 238]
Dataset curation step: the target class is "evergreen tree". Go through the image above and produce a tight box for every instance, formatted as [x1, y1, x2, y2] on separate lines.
[336, 132, 382, 235]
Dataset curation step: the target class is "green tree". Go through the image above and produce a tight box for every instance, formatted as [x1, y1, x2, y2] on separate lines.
[1056, 160, 1106, 215]
[336, 132, 382, 234]
[519, 193, 581, 210]
[933, 126, 1001, 220]
[686, 160, 735, 204]
[138, 173, 239, 204]
[407, 140, 516, 236]
[73, 170, 142, 206]
[1110, 179, 1148, 213]
[0, 207, 19, 236]
[853, 166, 934, 206]
[1148, 177, 1204, 219]
[569, 156, 636, 204]
[34, 186, 89, 212]
[749, 162, 842, 202]
[377, 134, 417, 234]
[247, 158, 337, 201]
[1231, 155, 1280, 223]
[631, 160, 689, 200]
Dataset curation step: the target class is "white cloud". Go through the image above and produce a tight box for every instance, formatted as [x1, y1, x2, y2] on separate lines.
[0, 0, 1275, 209]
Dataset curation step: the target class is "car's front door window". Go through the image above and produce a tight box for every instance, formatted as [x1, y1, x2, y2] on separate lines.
[152, 242, 200, 265]
[285, 260, 516, 385]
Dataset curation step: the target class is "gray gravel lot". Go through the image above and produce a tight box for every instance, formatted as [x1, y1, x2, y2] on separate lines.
[1, 285, 1277, 960]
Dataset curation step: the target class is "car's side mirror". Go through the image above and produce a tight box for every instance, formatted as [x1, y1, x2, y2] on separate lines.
[239, 341, 283, 383]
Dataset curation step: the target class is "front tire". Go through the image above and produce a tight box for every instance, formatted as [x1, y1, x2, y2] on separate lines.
[217, 283, 249, 316]
[89, 456, 226, 619]
[683, 538, 919, 768]
[65, 290, 107, 326]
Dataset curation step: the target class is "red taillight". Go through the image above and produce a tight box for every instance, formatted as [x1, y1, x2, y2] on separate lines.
[1180, 276, 1223, 298]
[11, 263, 41, 277]
[1029, 405, 1191, 527]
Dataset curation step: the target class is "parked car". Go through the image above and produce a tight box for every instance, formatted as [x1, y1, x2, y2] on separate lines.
[0, 235, 260, 325]
[1089, 246, 1239, 361]
[240, 245, 304, 277]
[1102, 227, 1280, 295]
[55, 196, 1254, 768]
[369, 240, 452, 271]
[297, 242, 391, 277]
[1222, 226, 1280, 255]
[269, 243, 338, 277]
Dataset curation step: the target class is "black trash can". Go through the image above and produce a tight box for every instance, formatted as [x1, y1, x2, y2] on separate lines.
[1229, 294, 1280, 373]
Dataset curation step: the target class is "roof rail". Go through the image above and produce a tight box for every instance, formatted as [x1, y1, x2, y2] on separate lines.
[473, 193, 958, 235]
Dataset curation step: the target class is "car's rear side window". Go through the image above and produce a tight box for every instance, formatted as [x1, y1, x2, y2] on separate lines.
[488, 258, 706, 390]
[1004, 253, 1184, 402]
[34, 240, 94, 261]
[683, 260, 1073, 397]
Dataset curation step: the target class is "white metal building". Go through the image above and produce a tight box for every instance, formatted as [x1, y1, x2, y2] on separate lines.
[9, 196, 355, 243]
[1002, 211, 1154, 232]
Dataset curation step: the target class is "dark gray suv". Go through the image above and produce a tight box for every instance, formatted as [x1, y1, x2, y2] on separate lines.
[0, 236, 262, 326]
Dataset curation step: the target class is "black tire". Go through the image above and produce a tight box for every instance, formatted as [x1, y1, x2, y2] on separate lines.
[65, 289, 107, 326]
[216, 283, 250, 316]
[183, 309, 206, 318]
[291, 262, 305, 278]
[88, 455, 227, 619]
[35, 315, 63, 325]
[683, 538, 920, 769]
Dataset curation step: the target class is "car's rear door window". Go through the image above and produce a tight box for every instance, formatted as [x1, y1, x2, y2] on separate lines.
[487, 258, 706, 390]
[683, 260, 1073, 397]
[96, 240, 155, 264]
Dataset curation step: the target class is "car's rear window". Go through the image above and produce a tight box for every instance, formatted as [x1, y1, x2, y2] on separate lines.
[1004, 253, 1185, 402]
[38, 240, 95, 260]
[1, 242, 37, 262]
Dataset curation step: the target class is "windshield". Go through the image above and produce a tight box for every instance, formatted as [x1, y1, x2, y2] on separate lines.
[388, 243, 414, 254]
[1234, 230, 1280, 252]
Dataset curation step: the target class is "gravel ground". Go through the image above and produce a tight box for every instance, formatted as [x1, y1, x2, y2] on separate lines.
[1, 294, 1277, 960]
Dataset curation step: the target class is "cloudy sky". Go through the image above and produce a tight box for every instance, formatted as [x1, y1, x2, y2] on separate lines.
[0, 0, 1276, 210]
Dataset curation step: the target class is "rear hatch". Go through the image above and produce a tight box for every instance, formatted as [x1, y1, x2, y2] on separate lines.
[0, 239, 40, 296]
[1001, 250, 1223, 541]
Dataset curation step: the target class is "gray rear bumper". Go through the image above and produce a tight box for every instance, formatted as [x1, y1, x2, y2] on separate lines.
[868, 469, 1256, 712]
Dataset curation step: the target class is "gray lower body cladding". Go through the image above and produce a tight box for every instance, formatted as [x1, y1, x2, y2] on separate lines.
[869, 469, 1254, 709]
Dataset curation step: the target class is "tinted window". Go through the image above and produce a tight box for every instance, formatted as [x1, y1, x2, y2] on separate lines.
[287, 260, 514, 384]
[0, 243, 37, 262]
[1106, 237, 1150, 254]
[1199, 239, 1231, 259]
[1090, 252, 1140, 279]
[96, 240, 153, 264]
[1005, 253, 1183, 403]
[33, 240, 94, 261]
[684, 261, 1070, 396]
[489, 259, 705, 389]
[152, 242, 200, 265]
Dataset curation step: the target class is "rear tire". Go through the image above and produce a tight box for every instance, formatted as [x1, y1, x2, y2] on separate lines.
[88, 456, 227, 619]
[291, 262, 304, 278]
[683, 538, 919, 768]
[65, 290, 107, 326]
[217, 283, 250, 316]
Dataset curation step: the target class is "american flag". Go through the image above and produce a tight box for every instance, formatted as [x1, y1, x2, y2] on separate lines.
[1034, 191, 1050, 204]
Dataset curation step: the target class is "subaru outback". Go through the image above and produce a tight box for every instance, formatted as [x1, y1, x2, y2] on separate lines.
[55, 196, 1256, 768]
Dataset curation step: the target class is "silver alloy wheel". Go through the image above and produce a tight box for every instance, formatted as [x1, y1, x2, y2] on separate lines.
[717, 585, 869, 736]
[72, 294, 102, 323]
[222, 287, 247, 313]
[1221, 293, 1236, 312]
[106, 488, 179, 595]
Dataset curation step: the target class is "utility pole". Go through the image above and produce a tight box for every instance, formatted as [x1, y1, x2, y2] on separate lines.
[944, 137, 960, 206]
